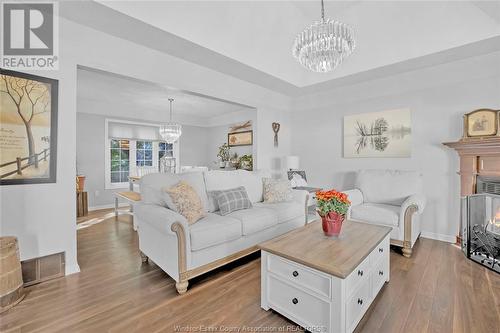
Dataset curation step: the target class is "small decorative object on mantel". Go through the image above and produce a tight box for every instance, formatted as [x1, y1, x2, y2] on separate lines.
[462, 109, 499, 139]
[316, 189, 351, 237]
[272, 122, 280, 147]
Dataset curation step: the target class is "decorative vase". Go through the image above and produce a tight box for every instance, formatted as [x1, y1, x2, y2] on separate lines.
[219, 161, 225, 168]
[321, 211, 345, 237]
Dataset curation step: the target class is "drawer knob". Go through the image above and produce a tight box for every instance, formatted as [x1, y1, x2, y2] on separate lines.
[358, 270, 364, 276]
[379, 248, 384, 253]
[292, 270, 299, 277]
[292, 298, 298, 305]
[357, 298, 363, 305]
[379, 270, 384, 276]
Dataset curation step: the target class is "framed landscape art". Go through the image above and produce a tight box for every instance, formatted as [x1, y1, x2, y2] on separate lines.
[0, 69, 58, 185]
[344, 109, 411, 158]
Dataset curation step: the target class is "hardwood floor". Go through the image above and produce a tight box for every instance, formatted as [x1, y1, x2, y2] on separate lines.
[1, 211, 499, 333]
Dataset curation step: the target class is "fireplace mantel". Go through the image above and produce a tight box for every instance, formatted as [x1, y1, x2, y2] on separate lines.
[444, 137, 500, 196]
[443, 137, 500, 242]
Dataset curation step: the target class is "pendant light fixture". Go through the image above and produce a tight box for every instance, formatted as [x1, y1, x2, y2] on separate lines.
[159, 98, 182, 143]
[292, 0, 356, 73]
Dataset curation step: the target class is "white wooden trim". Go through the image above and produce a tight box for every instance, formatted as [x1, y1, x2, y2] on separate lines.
[420, 231, 455, 243]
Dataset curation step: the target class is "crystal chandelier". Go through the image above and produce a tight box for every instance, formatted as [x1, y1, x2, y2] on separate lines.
[292, 0, 356, 73]
[159, 98, 182, 144]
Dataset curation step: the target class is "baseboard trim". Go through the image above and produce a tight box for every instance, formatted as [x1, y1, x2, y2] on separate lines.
[65, 264, 81, 276]
[88, 203, 129, 211]
[420, 231, 455, 243]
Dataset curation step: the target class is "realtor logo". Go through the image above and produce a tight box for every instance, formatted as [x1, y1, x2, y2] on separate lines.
[1, 2, 59, 70]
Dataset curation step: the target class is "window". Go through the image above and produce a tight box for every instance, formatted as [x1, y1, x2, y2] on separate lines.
[105, 119, 180, 189]
[110, 139, 130, 183]
[158, 142, 173, 163]
[136, 141, 153, 166]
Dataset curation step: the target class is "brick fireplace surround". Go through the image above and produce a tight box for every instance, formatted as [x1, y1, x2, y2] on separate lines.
[443, 137, 500, 242]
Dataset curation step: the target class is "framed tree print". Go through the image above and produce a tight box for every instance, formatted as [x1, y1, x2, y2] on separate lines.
[0, 69, 58, 185]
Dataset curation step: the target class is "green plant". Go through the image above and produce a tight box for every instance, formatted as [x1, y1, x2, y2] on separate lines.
[239, 154, 253, 170]
[217, 143, 230, 162]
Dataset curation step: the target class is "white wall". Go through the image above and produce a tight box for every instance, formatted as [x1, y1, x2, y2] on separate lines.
[291, 52, 500, 242]
[0, 10, 292, 275]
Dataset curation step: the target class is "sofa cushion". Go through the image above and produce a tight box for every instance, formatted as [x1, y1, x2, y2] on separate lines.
[350, 203, 400, 227]
[140, 172, 210, 212]
[165, 181, 205, 225]
[211, 187, 253, 216]
[204, 170, 272, 211]
[355, 170, 422, 206]
[255, 202, 303, 224]
[263, 178, 293, 203]
[189, 213, 242, 251]
[227, 207, 278, 235]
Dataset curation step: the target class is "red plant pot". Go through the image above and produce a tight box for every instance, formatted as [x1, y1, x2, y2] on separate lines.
[321, 211, 345, 237]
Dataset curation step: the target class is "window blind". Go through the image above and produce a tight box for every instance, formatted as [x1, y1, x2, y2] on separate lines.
[107, 121, 161, 141]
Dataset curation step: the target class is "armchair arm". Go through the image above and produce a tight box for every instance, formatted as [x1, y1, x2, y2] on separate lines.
[342, 189, 364, 207]
[400, 194, 426, 216]
[134, 203, 190, 239]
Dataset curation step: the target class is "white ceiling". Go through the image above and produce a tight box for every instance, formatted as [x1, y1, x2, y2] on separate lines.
[97, 1, 500, 88]
[77, 68, 253, 125]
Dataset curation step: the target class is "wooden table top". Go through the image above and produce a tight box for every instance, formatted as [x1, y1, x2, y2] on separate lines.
[259, 220, 391, 279]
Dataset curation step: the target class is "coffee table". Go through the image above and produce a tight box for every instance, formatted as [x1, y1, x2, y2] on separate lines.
[259, 220, 391, 333]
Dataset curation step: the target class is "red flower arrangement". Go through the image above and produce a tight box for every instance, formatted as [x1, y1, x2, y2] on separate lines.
[315, 189, 351, 237]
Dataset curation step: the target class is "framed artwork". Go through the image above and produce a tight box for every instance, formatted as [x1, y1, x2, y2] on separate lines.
[228, 130, 253, 147]
[463, 109, 499, 139]
[0, 69, 58, 185]
[287, 170, 308, 188]
[344, 108, 411, 158]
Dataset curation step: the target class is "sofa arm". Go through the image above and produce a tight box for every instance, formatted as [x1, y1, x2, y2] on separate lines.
[135, 203, 190, 239]
[400, 194, 426, 216]
[292, 189, 309, 205]
[342, 189, 364, 206]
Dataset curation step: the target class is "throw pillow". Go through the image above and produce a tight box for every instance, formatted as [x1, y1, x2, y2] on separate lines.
[165, 181, 205, 225]
[263, 178, 293, 203]
[211, 186, 252, 216]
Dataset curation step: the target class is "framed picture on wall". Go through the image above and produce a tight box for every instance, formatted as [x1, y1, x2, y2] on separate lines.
[343, 108, 412, 158]
[0, 69, 58, 185]
[228, 130, 253, 147]
[463, 109, 499, 139]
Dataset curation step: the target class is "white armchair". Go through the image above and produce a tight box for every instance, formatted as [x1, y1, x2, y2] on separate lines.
[343, 170, 426, 258]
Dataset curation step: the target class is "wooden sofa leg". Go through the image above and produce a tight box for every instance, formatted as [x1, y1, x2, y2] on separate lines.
[176, 280, 189, 294]
[140, 251, 148, 263]
[402, 245, 412, 258]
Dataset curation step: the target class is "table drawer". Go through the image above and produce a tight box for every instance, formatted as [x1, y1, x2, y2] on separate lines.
[346, 279, 370, 332]
[369, 235, 390, 266]
[268, 275, 330, 331]
[345, 255, 370, 298]
[372, 255, 388, 298]
[267, 254, 331, 298]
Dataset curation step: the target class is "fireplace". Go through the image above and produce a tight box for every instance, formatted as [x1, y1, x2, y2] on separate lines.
[462, 177, 500, 273]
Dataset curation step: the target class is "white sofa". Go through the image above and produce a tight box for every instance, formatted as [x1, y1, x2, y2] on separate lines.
[343, 170, 426, 258]
[134, 170, 309, 294]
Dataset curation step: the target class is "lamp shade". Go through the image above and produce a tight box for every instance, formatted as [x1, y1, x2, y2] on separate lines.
[286, 156, 300, 170]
